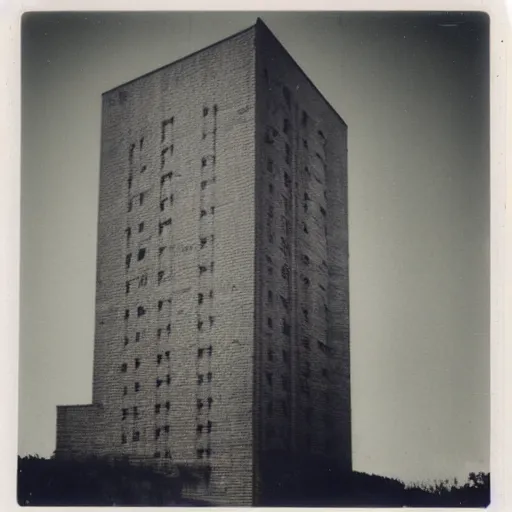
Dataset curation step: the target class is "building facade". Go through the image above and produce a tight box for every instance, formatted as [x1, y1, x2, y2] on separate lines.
[55, 19, 350, 506]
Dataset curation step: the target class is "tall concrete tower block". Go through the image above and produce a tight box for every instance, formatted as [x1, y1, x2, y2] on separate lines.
[55, 19, 350, 506]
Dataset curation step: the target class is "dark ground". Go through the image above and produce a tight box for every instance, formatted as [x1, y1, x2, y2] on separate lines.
[17, 455, 490, 507]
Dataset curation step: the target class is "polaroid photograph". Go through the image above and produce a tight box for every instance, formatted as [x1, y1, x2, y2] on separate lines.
[7, 4, 505, 509]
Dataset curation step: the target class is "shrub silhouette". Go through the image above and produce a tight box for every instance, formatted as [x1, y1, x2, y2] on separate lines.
[17, 455, 490, 507]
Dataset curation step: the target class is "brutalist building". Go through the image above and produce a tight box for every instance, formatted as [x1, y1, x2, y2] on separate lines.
[56, 19, 351, 506]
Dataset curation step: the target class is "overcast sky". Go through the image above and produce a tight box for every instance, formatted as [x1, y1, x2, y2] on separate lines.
[19, 11, 489, 484]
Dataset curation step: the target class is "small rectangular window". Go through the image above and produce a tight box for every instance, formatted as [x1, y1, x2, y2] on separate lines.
[198, 293, 204, 304]
[139, 192, 145, 205]
[157, 354, 162, 365]
[155, 428, 161, 439]
[124, 309, 130, 319]
[267, 317, 273, 329]
[137, 306, 146, 317]
[121, 433, 127, 444]
[138, 222, 144, 233]
[158, 271, 164, 284]
[126, 254, 132, 269]
[283, 118, 290, 134]
[138, 248, 146, 261]
[134, 382, 140, 392]
[155, 404, 161, 414]
[165, 350, 170, 360]
[133, 431, 140, 442]
[198, 348, 204, 358]
[165, 401, 171, 410]
[200, 180, 208, 190]
[122, 408, 128, 420]
[135, 358, 140, 369]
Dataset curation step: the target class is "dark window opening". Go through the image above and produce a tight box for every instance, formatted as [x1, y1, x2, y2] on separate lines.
[203, 107, 209, 117]
[198, 293, 204, 304]
[159, 218, 172, 235]
[280, 295, 289, 311]
[197, 399, 203, 410]
[129, 144, 135, 165]
[303, 138, 308, 149]
[200, 180, 208, 190]
[159, 247, 165, 257]
[154, 451, 161, 458]
[122, 408, 128, 420]
[138, 222, 144, 233]
[283, 118, 290, 134]
[155, 428, 161, 440]
[121, 433, 127, 444]
[303, 223, 309, 234]
[141, 165, 147, 174]
[124, 309, 130, 320]
[135, 358, 140, 369]
[303, 309, 309, 323]
[156, 378, 163, 388]
[285, 145, 291, 166]
[164, 425, 170, 433]
[318, 129, 325, 140]
[207, 372, 212, 382]
[165, 450, 171, 458]
[207, 397, 213, 409]
[198, 348, 204, 358]
[124, 337, 129, 346]
[157, 354, 162, 365]
[160, 171, 173, 185]
[283, 321, 291, 336]
[133, 407, 138, 418]
[165, 351, 170, 360]
[267, 158, 273, 173]
[157, 328, 162, 339]
[139, 192, 145, 205]
[158, 271, 164, 284]
[269, 183, 273, 194]
[128, 199, 133, 212]
[301, 111, 309, 127]
[166, 374, 171, 385]
[281, 264, 290, 281]
[201, 157, 207, 168]
[158, 300, 163, 311]
[197, 320, 203, 331]
[208, 345, 213, 356]
[197, 424, 203, 434]
[200, 237, 207, 248]
[209, 316, 214, 326]
[268, 290, 273, 303]
[197, 374, 204, 385]
[166, 323, 171, 334]
[137, 306, 146, 317]
[125, 227, 131, 241]
[200, 209, 207, 218]
[210, 206, 215, 215]
[267, 317, 273, 329]
[133, 431, 140, 442]
[284, 172, 291, 188]
[137, 248, 146, 261]
[303, 276, 310, 287]
[165, 401, 170, 410]
[155, 404, 161, 414]
[197, 449, 204, 459]
[126, 254, 132, 269]
[125, 281, 130, 294]
[206, 420, 212, 433]
[123, 386, 128, 396]
[320, 206, 326, 217]
[134, 382, 140, 392]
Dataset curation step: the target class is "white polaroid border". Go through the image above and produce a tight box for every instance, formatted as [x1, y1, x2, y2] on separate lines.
[0, 1, 508, 512]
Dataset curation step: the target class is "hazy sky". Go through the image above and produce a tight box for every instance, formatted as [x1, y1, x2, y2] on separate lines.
[19, 11, 489, 484]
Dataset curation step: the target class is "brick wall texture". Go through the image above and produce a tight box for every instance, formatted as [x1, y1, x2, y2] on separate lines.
[55, 19, 350, 506]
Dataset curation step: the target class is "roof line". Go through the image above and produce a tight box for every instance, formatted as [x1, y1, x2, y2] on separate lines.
[102, 21, 258, 96]
[255, 18, 347, 128]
